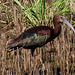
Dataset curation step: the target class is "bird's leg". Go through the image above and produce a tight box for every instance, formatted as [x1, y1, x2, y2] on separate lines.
[30, 49, 35, 71]
[18, 47, 23, 55]
[19, 47, 23, 51]
[30, 48, 35, 63]
[31, 48, 35, 56]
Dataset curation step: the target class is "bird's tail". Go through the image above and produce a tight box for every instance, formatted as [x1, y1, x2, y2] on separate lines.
[7, 39, 21, 52]
[7, 40, 16, 48]
[7, 37, 27, 52]
[7, 49, 13, 52]
[7, 41, 16, 52]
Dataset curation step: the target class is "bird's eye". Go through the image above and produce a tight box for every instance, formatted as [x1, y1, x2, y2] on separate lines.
[60, 16, 64, 20]
[60, 16, 63, 19]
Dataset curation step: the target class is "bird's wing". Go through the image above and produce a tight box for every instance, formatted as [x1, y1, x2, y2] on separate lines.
[25, 33, 50, 47]
[7, 26, 51, 49]
[7, 33, 50, 49]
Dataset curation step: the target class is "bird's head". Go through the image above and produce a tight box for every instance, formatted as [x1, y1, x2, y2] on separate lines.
[53, 14, 75, 33]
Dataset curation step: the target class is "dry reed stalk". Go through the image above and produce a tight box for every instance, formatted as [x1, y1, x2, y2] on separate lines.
[17, 48, 21, 75]
[12, 50, 15, 74]
[66, 19, 70, 75]
[0, 22, 14, 34]
[2, 46, 5, 75]
[70, 0, 75, 74]
[13, 6, 20, 35]
[19, 0, 23, 32]
[1, 33, 6, 75]
[0, 0, 75, 75]
[71, 32, 75, 75]
[58, 24, 64, 75]
[15, 56, 18, 75]
[62, 24, 66, 75]
[24, 49, 27, 72]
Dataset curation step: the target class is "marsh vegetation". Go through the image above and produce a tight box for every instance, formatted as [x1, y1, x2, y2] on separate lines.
[0, 0, 75, 75]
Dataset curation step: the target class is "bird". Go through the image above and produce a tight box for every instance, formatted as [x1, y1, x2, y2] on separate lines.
[7, 14, 75, 56]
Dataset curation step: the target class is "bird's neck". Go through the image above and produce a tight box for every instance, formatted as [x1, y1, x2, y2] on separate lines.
[53, 21, 61, 36]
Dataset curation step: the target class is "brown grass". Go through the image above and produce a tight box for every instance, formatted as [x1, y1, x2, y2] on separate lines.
[0, 0, 75, 75]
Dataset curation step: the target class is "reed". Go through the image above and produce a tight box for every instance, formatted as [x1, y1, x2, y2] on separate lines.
[0, 0, 75, 75]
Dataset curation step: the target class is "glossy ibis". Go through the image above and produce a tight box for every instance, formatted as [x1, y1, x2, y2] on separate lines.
[7, 14, 75, 56]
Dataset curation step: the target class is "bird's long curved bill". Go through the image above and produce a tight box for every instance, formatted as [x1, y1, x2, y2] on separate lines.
[63, 19, 75, 33]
